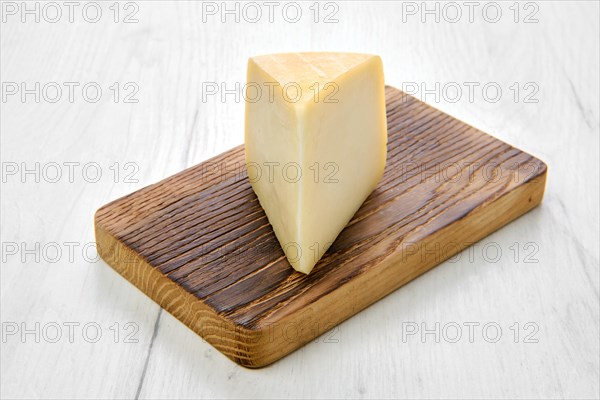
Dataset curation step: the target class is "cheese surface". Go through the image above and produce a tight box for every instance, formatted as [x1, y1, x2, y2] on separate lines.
[245, 52, 387, 274]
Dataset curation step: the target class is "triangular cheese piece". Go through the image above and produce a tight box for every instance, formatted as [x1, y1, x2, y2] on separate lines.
[245, 52, 387, 274]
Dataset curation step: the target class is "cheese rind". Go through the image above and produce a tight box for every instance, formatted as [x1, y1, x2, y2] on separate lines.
[245, 52, 387, 274]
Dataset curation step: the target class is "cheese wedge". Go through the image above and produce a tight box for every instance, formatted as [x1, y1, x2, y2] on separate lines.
[244, 52, 387, 274]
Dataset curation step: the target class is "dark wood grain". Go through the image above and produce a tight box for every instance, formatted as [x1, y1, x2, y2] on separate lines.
[95, 86, 547, 368]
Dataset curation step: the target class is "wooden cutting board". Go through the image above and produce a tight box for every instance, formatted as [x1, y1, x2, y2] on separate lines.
[95, 86, 547, 368]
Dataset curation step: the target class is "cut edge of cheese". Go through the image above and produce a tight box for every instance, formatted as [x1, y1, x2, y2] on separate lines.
[248, 52, 380, 107]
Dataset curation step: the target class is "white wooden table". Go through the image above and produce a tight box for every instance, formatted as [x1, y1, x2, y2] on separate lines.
[1, 1, 598, 398]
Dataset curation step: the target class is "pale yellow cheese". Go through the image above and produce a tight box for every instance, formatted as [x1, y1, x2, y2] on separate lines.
[244, 52, 387, 274]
